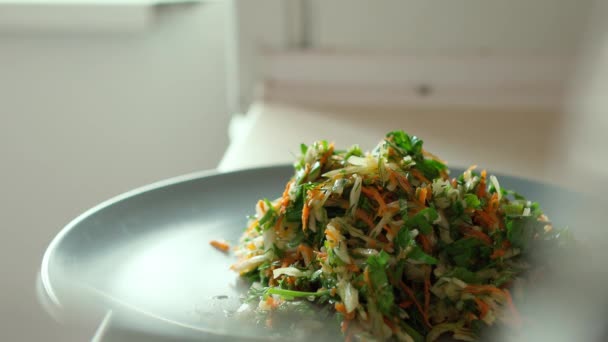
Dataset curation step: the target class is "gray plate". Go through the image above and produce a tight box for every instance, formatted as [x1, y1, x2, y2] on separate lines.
[39, 165, 580, 340]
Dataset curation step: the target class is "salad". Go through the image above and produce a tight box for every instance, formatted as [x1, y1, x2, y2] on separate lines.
[230, 131, 571, 341]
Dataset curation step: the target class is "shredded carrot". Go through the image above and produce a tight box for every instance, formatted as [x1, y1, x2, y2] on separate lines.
[490, 248, 506, 259]
[265, 296, 280, 309]
[487, 192, 499, 213]
[398, 281, 432, 328]
[315, 251, 328, 261]
[245, 219, 259, 234]
[361, 186, 387, 214]
[346, 263, 360, 272]
[341, 319, 350, 333]
[391, 170, 414, 196]
[274, 215, 284, 231]
[466, 312, 478, 323]
[355, 209, 375, 228]
[418, 187, 428, 206]
[383, 317, 398, 333]
[474, 297, 489, 319]
[279, 180, 293, 212]
[298, 244, 314, 265]
[398, 300, 413, 309]
[477, 170, 487, 198]
[301, 202, 310, 230]
[281, 255, 297, 267]
[411, 169, 431, 184]
[474, 210, 497, 229]
[364, 267, 372, 289]
[209, 240, 230, 252]
[462, 227, 493, 246]
[464, 285, 505, 296]
[325, 228, 340, 242]
[451, 178, 458, 188]
[424, 267, 431, 318]
[320, 142, 335, 164]
[382, 224, 397, 237]
[335, 302, 355, 319]
[388, 170, 398, 187]
[330, 288, 337, 296]
[417, 234, 433, 253]
[257, 200, 265, 214]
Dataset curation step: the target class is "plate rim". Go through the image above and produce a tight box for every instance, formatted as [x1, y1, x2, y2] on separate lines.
[39, 164, 293, 314]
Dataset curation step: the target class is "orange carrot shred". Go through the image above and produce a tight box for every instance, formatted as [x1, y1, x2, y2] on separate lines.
[411, 169, 431, 184]
[477, 170, 487, 198]
[417, 234, 433, 253]
[398, 300, 413, 309]
[335, 302, 355, 319]
[361, 186, 387, 214]
[487, 192, 499, 213]
[474, 297, 489, 319]
[490, 248, 506, 259]
[462, 227, 493, 246]
[210, 240, 230, 252]
[398, 281, 432, 328]
[279, 180, 293, 212]
[355, 209, 375, 228]
[341, 319, 350, 333]
[320, 142, 335, 164]
[298, 244, 314, 265]
[364, 268, 372, 289]
[346, 263, 360, 272]
[424, 267, 431, 317]
[383, 317, 397, 333]
[301, 202, 310, 230]
[383, 224, 396, 236]
[464, 285, 505, 296]
[418, 187, 428, 206]
[325, 228, 340, 242]
[392, 170, 414, 196]
[474, 210, 496, 229]
[274, 215, 284, 231]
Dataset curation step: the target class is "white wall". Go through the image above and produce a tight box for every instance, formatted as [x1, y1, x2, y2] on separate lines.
[233, 0, 592, 112]
[310, 0, 590, 54]
[563, 0, 608, 179]
[0, 2, 229, 340]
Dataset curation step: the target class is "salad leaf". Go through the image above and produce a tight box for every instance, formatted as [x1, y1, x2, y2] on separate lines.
[366, 251, 395, 314]
[404, 207, 438, 234]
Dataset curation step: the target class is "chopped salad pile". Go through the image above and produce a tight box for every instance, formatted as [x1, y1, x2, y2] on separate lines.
[230, 131, 571, 341]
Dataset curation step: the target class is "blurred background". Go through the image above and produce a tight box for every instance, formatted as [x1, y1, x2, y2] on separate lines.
[1, 0, 607, 340]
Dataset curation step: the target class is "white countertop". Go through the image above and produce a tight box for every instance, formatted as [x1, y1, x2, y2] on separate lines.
[220, 101, 568, 187]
